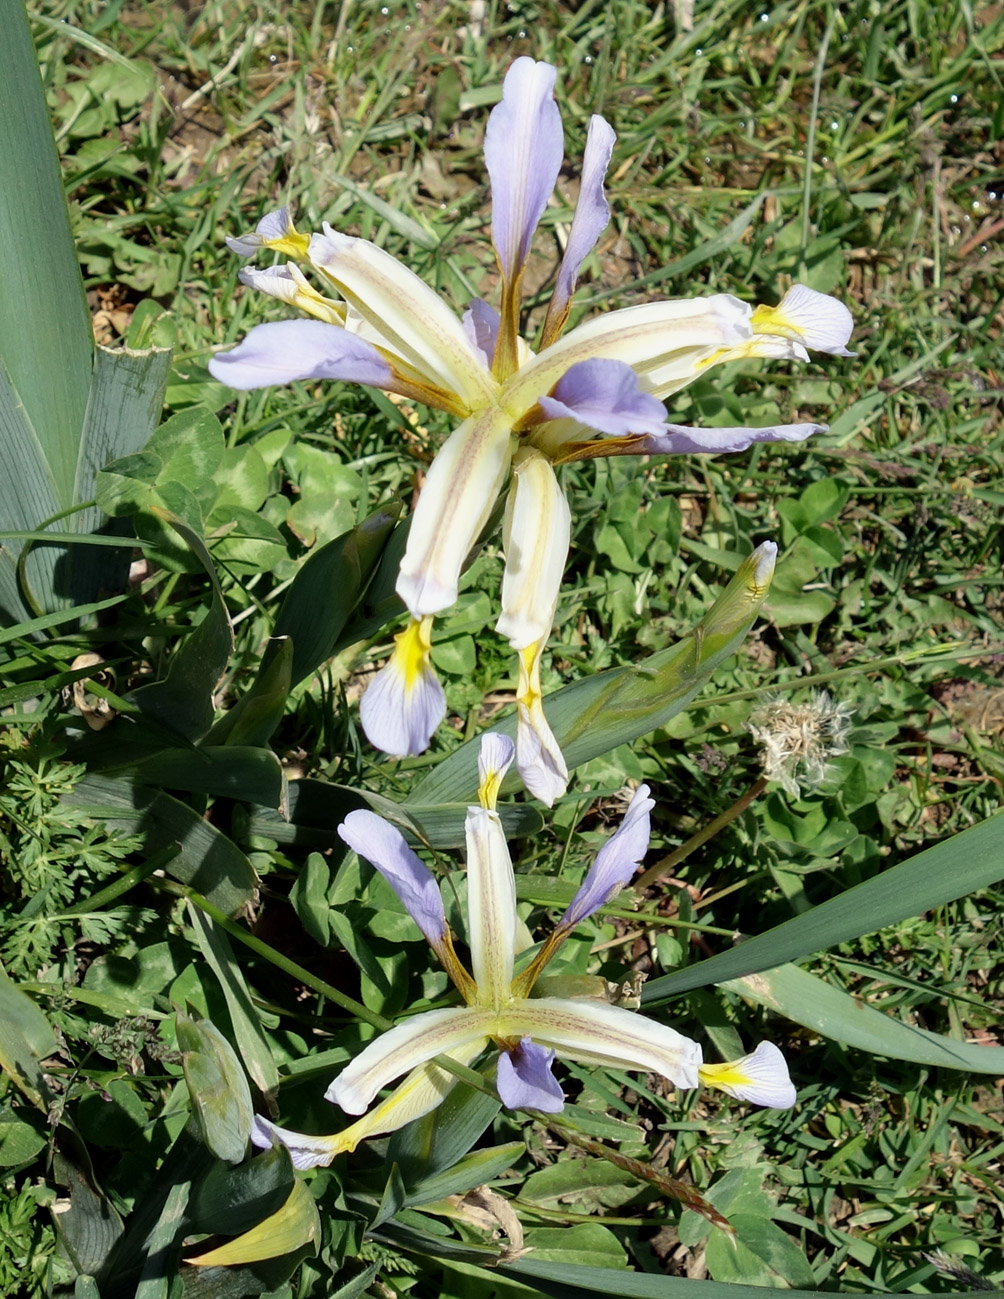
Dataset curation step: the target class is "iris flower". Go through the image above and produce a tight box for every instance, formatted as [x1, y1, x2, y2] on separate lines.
[251, 734, 795, 1170]
[210, 59, 854, 803]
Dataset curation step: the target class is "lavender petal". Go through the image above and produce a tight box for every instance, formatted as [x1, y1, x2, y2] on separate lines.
[542, 115, 616, 341]
[536, 358, 668, 437]
[338, 809, 447, 945]
[208, 319, 393, 391]
[463, 299, 501, 368]
[559, 784, 654, 929]
[496, 1038, 565, 1113]
[640, 422, 826, 456]
[485, 58, 563, 281]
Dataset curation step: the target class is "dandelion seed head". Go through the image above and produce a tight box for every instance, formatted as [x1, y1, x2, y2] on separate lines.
[747, 690, 853, 796]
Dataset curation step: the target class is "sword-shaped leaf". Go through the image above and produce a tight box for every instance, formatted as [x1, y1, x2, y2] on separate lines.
[410, 544, 776, 806]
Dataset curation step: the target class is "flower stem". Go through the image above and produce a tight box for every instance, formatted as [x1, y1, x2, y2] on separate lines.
[183, 887, 390, 1030]
[634, 775, 769, 893]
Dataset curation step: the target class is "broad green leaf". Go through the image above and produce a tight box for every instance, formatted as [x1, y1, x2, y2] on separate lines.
[388, 1079, 501, 1189]
[130, 744, 284, 808]
[644, 810, 1004, 1003]
[0, 0, 90, 507]
[290, 852, 334, 947]
[411, 546, 775, 805]
[522, 1223, 626, 1269]
[521, 1158, 641, 1215]
[67, 344, 172, 606]
[189, 1144, 294, 1238]
[0, 1106, 47, 1166]
[720, 1214, 817, 1289]
[51, 1152, 124, 1279]
[328, 908, 389, 991]
[0, 965, 58, 1107]
[63, 774, 257, 915]
[406, 1142, 525, 1207]
[207, 637, 293, 748]
[502, 1256, 978, 1299]
[0, 9, 171, 619]
[721, 962, 1004, 1073]
[135, 1179, 191, 1299]
[186, 1178, 320, 1267]
[127, 513, 234, 741]
[95, 408, 225, 519]
[177, 1012, 253, 1164]
[0, 357, 61, 622]
[248, 780, 543, 852]
[704, 1227, 774, 1287]
[188, 905, 279, 1098]
[267, 502, 401, 689]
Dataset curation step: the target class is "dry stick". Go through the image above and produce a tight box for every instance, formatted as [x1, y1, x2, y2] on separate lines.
[634, 776, 769, 894]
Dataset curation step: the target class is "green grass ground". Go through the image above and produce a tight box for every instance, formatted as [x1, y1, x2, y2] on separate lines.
[1, 0, 1003, 1294]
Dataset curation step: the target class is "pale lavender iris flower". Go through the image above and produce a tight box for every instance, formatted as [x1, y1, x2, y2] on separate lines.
[210, 59, 855, 801]
[250, 736, 796, 1168]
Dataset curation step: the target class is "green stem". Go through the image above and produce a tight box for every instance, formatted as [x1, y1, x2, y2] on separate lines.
[799, 14, 835, 276]
[58, 846, 180, 916]
[634, 776, 768, 893]
[182, 887, 389, 1030]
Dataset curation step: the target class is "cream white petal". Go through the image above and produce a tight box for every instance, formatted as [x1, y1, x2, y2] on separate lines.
[496, 449, 571, 650]
[502, 294, 752, 415]
[253, 1041, 486, 1168]
[497, 997, 703, 1090]
[308, 227, 497, 409]
[396, 407, 515, 618]
[465, 807, 517, 1009]
[250, 1116, 346, 1170]
[700, 1041, 796, 1109]
[325, 1006, 496, 1115]
[514, 640, 568, 807]
[753, 284, 855, 356]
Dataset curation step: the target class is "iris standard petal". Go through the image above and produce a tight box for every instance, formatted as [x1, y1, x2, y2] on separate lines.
[752, 283, 856, 356]
[239, 263, 346, 325]
[485, 58, 563, 286]
[308, 228, 497, 411]
[496, 1038, 565, 1113]
[465, 805, 517, 1009]
[514, 640, 569, 807]
[503, 294, 753, 412]
[498, 997, 703, 1090]
[478, 732, 517, 809]
[226, 205, 309, 259]
[540, 114, 617, 348]
[208, 319, 394, 391]
[700, 1041, 796, 1109]
[533, 358, 669, 437]
[635, 421, 827, 456]
[359, 616, 446, 757]
[559, 783, 655, 929]
[496, 449, 571, 650]
[463, 299, 501, 368]
[396, 407, 515, 618]
[325, 1005, 496, 1114]
[338, 807, 447, 946]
